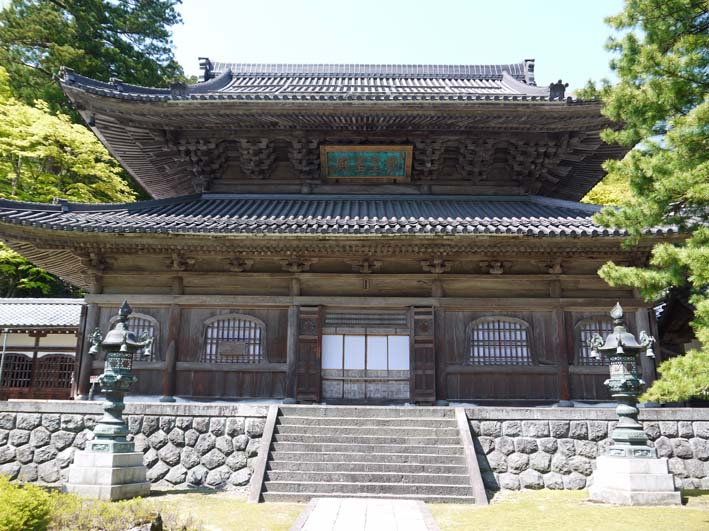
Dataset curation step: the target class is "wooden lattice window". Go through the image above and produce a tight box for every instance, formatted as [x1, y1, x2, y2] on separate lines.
[467, 317, 533, 365]
[0, 353, 33, 388]
[108, 313, 159, 361]
[202, 314, 265, 364]
[576, 318, 613, 366]
[33, 355, 74, 389]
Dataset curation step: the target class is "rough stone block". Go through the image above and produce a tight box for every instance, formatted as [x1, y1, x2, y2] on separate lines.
[694, 422, 709, 439]
[568, 456, 593, 476]
[587, 421, 608, 442]
[148, 430, 168, 450]
[496, 436, 515, 456]
[672, 439, 693, 459]
[233, 434, 249, 451]
[38, 461, 60, 483]
[180, 447, 200, 469]
[469, 421, 481, 436]
[51, 430, 76, 451]
[56, 448, 75, 468]
[507, 452, 529, 473]
[486, 451, 507, 473]
[569, 421, 588, 440]
[141, 416, 159, 436]
[186, 465, 208, 486]
[551, 454, 571, 474]
[19, 463, 38, 482]
[0, 429, 7, 446]
[17, 413, 41, 430]
[165, 464, 187, 485]
[159, 416, 176, 433]
[16, 446, 34, 464]
[195, 433, 216, 456]
[228, 467, 251, 486]
[60, 414, 84, 433]
[684, 458, 706, 479]
[127, 416, 142, 435]
[185, 429, 199, 447]
[690, 437, 709, 461]
[132, 433, 149, 453]
[225, 418, 244, 437]
[193, 417, 209, 434]
[522, 421, 549, 438]
[520, 469, 544, 489]
[498, 473, 520, 490]
[575, 440, 598, 459]
[543, 472, 564, 490]
[550, 421, 570, 439]
[168, 428, 185, 447]
[0, 462, 21, 480]
[530, 452, 552, 473]
[643, 422, 661, 441]
[10, 429, 30, 447]
[158, 443, 181, 466]
[0, 413, 15, 430]
[175, 417, 192, 430]
[659, 422, 678, 438]
[563, 472, 586, 490]
[478, 436, 495, 454]
[226, 451, 247, 471]
[146, 461, 170, 482]
[678, 422, 694, 439]
[654, 436, 673, 458]
[209, 418, 226, 436]
[143, 449, 159, 468]
[202, 449, 226, 470]
[557, 439, 576, 457]
[245, 418, 265, 438]
[538, 438, 558, 454]
[205, 465, 230, 488]
[30, 427, 51, 448]
[245, 438, 259, 458]
[0, 445, 16, 464]
[480, 421, 502, 438]
[216, 435, 233, 455]
[41, 414, 61, 433]
[501, 421, 521, 437]
[515, 438, 538, 454]
[33, 446, 57, 464]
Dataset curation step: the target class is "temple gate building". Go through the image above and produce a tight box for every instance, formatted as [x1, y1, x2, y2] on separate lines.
[0, 59, 674, 404]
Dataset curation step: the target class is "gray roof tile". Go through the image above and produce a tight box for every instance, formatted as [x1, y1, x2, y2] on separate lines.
[0, 195, 674, 238]
[0, 298, 82, 328]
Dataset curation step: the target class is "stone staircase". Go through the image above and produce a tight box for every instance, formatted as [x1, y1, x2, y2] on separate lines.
[260, 405, 476, 503]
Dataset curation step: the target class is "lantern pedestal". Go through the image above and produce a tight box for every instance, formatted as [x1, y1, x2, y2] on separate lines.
[65, 446, 150, 501]
[589, 456, 681, 506]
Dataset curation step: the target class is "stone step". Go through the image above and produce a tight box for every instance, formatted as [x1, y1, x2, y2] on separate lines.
[272, 433, 461, 446]
[268, 460, 468, 475]
[271, 441, 463, 456]
[265, 470, 470, 485]
[279, 406, 454, 419]
[269, 451, 465, 465]
[263, 480, 473, 497]
[278, 416, 457, 429]
[261, 491, 475, 504]
[274, 425, 460, 438]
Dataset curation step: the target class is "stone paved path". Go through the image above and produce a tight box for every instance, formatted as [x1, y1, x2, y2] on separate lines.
[289, 498, 440, 531]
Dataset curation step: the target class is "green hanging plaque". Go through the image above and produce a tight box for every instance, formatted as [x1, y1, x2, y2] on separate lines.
[320, 145, 412, 182]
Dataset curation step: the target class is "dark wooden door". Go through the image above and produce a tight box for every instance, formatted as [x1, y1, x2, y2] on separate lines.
[410, 306, 436, 403]
[295, 306, 322, 402]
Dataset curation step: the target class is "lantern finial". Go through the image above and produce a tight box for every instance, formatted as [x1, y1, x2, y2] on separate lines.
[610, 302, 624, 325]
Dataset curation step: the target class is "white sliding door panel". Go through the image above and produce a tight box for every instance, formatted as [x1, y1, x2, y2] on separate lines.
[321, 335, 344, 369]
[388, 336, 410, 370]
[344, 335, 366, 369]
[366, 336, 388, 370]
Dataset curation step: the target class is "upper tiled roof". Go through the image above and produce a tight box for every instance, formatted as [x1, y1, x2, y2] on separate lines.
[59, 60, 555, 102]
[0, 298, 82, 329]
[0, 195, 674, 238]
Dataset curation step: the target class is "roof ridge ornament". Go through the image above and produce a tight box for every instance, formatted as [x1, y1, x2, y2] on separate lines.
[199, 57, 214, 82]
[549, 79, 569, 101]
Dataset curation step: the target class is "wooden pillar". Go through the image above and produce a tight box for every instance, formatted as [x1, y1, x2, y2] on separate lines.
[160, 303, 181, 402]
[636, 307, 657, 388]
[554, 308, 572, 405]
[434, 306, 447, 403]
[76, 302, 99, 400]
[285, 305, 299, 401]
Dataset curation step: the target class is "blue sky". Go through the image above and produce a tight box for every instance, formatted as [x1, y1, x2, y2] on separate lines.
[172, 0, 625, 92]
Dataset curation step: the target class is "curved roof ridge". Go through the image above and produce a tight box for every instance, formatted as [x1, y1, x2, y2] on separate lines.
[210, 61, 531, 81]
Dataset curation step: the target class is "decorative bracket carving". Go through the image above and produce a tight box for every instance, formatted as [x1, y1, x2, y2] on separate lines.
[347, 258, 382, 274]
[479, 260, 511, 274]
[226, 258, 254, 272]
[280, 257, 316, 273]
[421, 258, 451, 274]
[166, 253, 195, 272]
[546, 258, 563, 274]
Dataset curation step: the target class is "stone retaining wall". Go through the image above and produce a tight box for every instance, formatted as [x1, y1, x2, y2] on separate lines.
[0, 401, 267, 490]
[466, 408, 709, 492]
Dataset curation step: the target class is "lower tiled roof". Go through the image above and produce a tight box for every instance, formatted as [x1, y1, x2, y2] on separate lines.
[0, 195, 673, 238]
[0, 298, 82, 329]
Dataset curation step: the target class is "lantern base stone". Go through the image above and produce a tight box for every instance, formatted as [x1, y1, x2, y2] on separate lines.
[589, 456, 681, 506]
[64, 450, 150, 501]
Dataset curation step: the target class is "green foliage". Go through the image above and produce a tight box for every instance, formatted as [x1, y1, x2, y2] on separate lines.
[591, 0, 709, 401]
[0, 475, 52, 531]
[642, 349, 709, 402]
[0, 0, 183, 111]
[0, 65, 136, 296]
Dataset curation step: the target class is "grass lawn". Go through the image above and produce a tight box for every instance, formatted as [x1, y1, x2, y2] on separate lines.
[151, 489, 303, 531]
[430, 490, 709, 531]
[148, 489, 709, 531]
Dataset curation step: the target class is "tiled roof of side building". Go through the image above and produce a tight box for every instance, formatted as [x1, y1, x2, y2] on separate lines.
[0, 298, 83, 329]
[59, 60, 559, 101]
[0, 195, 675, 238]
